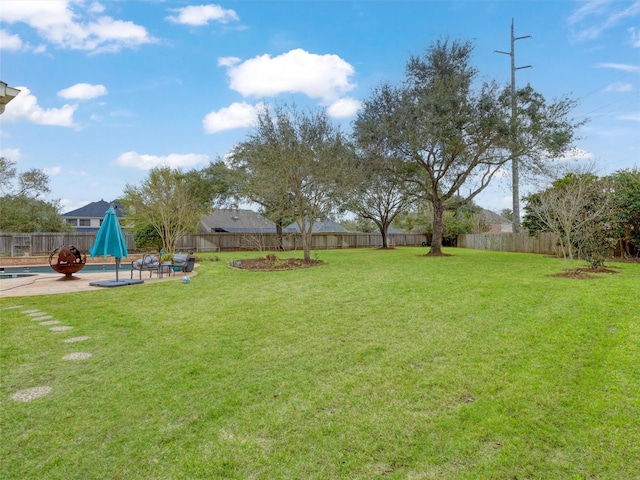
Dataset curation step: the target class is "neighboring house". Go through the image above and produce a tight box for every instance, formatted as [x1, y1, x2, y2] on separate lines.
[199, 209, 295, 234]
[63, 200, 124, 233]
[286, 218, 350, 234]
[480, 208, 512, 234]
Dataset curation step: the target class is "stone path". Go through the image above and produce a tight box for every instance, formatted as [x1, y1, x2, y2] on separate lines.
[7, 307, 92, 403]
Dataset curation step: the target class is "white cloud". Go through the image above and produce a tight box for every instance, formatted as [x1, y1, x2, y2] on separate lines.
[221, 48, 356, 103]
[596, 62, 640, 73]
[58, 83, 108, 100]
[0, 28, 23, 51]
[327, 98, 361, 118]
[604, 81, 633, 92]
[0, 0, 156, 53]
[0, 148, 22, 161]
[618, 112, 640, 121]
[218, 56, 240, 67]
[115, 151, 210, 170]
[558, 147, 594, 161]
[1, 86, 77, 127]
[166, 4, 239, 26]
[42, 166, 62, 176]
[203, 102, 264, 133]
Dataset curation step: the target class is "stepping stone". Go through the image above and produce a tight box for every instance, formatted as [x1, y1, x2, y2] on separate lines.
[63, 336, 90, 343]
[3, 305, 23, 310]
[50, 326, 73, 332]
[39, 320, 61, 326]
[11, 386, 52, 402]
[23, 310, 44, 315]
[31, 315, 53, 321]
[62, 352, 92, 360]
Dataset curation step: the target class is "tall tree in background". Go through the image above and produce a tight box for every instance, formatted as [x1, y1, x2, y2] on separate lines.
[121, 167, 208, 253]
[354, 38, 581, 255]
[184, 160, 236, 211]
[229, 104, 356, 261]
[345, 150, 414, 248]
[0, 157, 71, 232]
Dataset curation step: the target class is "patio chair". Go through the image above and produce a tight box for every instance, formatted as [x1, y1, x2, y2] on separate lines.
[131, 254, 160, 279]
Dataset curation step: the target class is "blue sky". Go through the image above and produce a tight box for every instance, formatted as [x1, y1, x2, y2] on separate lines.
[1, 0, 638, 215]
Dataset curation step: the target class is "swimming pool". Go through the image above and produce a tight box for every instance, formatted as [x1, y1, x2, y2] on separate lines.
[0, 264, 132, 275]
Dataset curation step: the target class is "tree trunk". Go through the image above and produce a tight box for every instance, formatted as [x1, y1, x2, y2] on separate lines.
[375, 220, 388, 248]
[276, 220, 284, 251]
[429, 200, 444, 255]
[302, 231, 311, 261]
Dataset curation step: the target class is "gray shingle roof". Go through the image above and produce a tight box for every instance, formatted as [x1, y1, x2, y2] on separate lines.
[63, 200, 124, 218]
[286, 218, 349, 233]
[480, 208, 511, 225]
[199, 209, 295, 233]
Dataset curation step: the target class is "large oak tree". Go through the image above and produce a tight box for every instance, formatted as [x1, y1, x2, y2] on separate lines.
[354, 38, 581, 255]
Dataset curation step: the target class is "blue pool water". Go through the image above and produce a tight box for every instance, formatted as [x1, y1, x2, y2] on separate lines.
[0, 264, 132, 275]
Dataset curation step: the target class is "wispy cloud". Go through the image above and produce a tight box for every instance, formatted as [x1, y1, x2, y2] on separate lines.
[569, 0, 640, 43]
[115, 152, 210, 170]
[596, 62, 640, 73]
[604, 81, 633, 92]
[618, 112, 640, 121]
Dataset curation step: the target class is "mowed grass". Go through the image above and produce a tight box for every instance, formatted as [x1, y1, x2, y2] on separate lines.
[1, 248, 638, 479]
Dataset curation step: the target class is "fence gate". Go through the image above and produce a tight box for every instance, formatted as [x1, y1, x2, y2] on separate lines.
[12, 234, 31, 257]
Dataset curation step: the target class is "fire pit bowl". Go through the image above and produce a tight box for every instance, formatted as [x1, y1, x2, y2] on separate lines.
[48, 246, 86, 278]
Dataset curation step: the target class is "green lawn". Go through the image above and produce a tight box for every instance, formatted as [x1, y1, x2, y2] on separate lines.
[1, 248, 639, 479]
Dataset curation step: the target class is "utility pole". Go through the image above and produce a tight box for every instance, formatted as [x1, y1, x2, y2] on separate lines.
[495, 19, 531, 233]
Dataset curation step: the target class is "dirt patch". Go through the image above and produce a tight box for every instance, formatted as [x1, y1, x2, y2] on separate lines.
[549, 266, 620, 279]
[229, 257, 325, 271]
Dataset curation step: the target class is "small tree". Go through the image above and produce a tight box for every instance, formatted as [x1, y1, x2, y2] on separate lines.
[345, 151, 414, 248]
[523, 170, 618, 268]
[122, 167, 208, 253]
[229, 104, 356, 261]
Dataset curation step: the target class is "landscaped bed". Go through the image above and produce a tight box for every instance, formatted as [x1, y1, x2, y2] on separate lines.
[1, 248, 638, 479]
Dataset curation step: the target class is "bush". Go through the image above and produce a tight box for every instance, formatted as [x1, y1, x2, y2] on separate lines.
[134, 224, 162, 251]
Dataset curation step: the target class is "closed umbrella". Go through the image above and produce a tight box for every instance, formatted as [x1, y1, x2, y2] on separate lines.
[89, 206, 138, 286]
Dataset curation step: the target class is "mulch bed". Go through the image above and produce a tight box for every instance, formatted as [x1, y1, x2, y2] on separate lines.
[229, 257, 325, 271]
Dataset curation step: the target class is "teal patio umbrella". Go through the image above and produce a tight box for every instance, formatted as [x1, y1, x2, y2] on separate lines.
[89, 206, 129, 283]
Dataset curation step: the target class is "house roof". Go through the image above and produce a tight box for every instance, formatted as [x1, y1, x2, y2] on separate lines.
[374, 226, 404, 234]
[199, 209, 295, 233]
[63, 200, 124, 218]
[480, 208, 511, 225]
[286, 218, 349, 233]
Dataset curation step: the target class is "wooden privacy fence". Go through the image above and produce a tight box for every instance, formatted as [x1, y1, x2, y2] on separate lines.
[458, 233, 560, 255]
[0, 232, 430, 256]
[0, 231, 575, 257]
